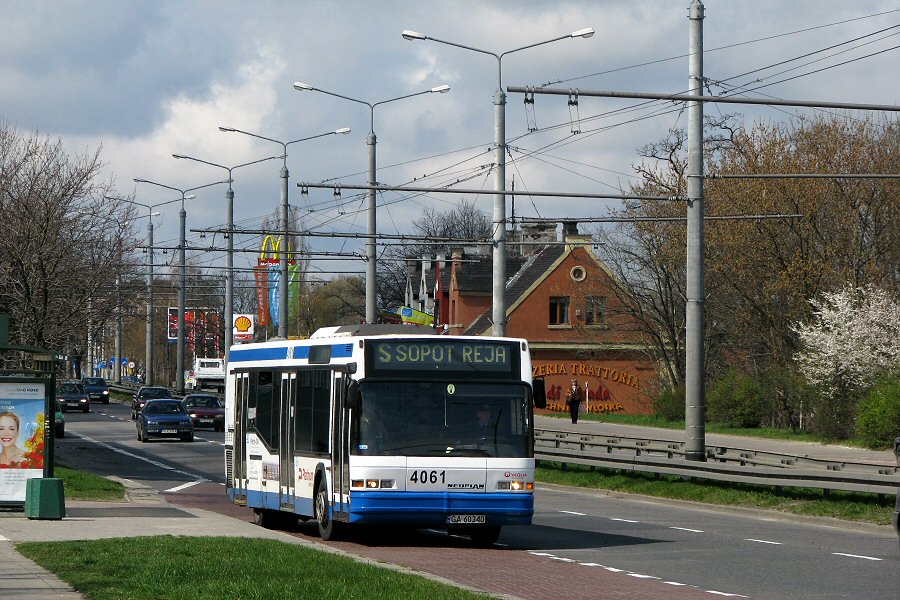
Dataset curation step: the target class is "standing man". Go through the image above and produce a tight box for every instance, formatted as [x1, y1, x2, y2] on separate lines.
[566, 379, 584, 424]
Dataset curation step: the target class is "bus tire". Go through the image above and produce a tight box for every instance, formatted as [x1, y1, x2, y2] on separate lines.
[470, 526, 501, 547]
[253, 508, 278, 529]
[315, 477, 338, 541]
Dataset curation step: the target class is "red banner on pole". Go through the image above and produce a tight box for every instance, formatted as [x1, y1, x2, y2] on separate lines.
[254, 265, 270, 327]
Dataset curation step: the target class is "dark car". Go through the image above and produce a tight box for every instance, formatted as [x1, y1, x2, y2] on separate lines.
[81, 377, 110, 405]
[54, 405, 65, 438]
[182, 394, 225, 431]
[122, 375, 143, 386]
[136, 399, 194, 443]
[57, 381, 90, 413]
[131, 386, 173, 419]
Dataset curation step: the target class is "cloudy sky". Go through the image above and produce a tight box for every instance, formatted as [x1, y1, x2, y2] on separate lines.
[2, 0, 898, 280]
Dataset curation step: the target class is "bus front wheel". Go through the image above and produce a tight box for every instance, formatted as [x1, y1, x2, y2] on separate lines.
[315, 478, 338, 541]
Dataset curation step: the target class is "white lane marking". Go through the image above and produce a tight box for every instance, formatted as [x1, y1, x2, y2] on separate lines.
[0, 534, 8, 541]
[528, 552, 747, 598]
[165, 480, 206, 493]
[609, 517, 639, 523]
[832, 552, 881, 561]
[70, 431, 207, 484]
[194, 436, 226, 446]
[559, 510, 585, 516]
[745, 538, 782, 545]
[670, 526, 704, 533]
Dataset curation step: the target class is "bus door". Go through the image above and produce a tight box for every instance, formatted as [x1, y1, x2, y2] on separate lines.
[331, 371, 350, 520]
[279, 371, 296, 511]
[232, 372, 249, 502]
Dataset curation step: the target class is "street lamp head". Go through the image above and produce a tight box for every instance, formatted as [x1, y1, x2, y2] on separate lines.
[402, 30, 426, 41]
[172, 154, 188, 159]
[293, 82, 314, 91]
[334, 127, 351, 135]
[133, 178, 149, 183]
[430, 84, 451, 93]
[571, 27, 595, 38]
[218, 126, 236, 133]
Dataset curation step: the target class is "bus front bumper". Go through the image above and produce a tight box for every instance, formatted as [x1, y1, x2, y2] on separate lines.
[346, 491, 534, 526]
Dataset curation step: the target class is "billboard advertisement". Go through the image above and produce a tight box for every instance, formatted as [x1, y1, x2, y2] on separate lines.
[0, 381, 47, 503]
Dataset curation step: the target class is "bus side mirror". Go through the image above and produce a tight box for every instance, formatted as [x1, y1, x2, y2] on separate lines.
[532, 378, 547, 409]
[345, 380, 360, 411]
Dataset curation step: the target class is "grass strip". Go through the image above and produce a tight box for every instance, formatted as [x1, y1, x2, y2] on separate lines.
[55, 465, 126, 502]
[17, 536, 492, 600]
[536, 462, 894, 525]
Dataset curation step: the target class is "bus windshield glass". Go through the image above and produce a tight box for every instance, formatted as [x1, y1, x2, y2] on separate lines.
[353, 381, 532, 458]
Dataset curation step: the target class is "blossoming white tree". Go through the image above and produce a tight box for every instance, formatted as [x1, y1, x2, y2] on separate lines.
[793, 285, 900, 437]
[794, 285, 900, 393]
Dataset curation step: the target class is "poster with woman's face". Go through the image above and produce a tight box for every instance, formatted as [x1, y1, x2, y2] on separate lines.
[0, 382, 46, 503]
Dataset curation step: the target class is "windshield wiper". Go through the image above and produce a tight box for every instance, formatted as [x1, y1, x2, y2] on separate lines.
[384, 443, 450, 455]
[444, 444, 493, 457]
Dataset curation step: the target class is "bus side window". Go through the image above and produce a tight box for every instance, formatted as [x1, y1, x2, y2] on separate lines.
[293, 369, 330, 455]
[294, 371, 313, 452]
[254, 370, 280, 450]
[311, 370, 330, 452]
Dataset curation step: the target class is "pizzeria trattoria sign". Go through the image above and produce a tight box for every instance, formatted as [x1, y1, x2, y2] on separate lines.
[532, 362, 640, 389]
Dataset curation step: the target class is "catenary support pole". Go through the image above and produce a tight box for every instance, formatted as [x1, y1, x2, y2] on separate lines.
[685, 0, 706, 461]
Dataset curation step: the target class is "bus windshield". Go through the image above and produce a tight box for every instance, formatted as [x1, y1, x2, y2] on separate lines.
[353, 381, 532, 458]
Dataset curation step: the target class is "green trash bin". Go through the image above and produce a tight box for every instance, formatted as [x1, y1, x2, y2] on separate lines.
[24, 477, 66, 520]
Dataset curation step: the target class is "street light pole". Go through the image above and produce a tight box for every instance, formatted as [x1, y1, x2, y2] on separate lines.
[402, 28, 593, 336]
[133, 178, 227, 394]
[172, 153, 282, 362]
[292, 82, 450, 324]
[109, 197, 173, 385]
[217, 126, 351, 337]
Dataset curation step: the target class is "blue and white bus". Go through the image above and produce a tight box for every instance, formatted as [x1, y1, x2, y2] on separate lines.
[224, 324, 547, 544]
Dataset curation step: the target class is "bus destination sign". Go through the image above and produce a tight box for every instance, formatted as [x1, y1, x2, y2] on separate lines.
[368, 340, 518, 376]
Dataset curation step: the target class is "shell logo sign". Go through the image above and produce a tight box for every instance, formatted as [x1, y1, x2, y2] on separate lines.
[233, 313, 255, 342]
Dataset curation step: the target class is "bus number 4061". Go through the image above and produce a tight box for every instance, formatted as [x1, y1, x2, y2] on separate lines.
[410, 470, 446, 484]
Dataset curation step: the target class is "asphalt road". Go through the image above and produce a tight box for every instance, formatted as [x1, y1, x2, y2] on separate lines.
[56, 402, 900, 600]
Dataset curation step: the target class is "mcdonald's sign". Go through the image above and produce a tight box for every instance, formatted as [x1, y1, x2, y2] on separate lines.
[258, 235, 295, 266]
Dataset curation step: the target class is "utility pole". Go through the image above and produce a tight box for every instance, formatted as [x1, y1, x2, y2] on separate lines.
[685, 0, 706, 461]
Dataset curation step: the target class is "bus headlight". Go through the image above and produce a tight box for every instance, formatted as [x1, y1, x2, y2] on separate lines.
[352, 479, 395, 489]
[497, 481, 533, 491]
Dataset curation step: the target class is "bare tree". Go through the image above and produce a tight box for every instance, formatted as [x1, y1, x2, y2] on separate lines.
[597, 114, 899, 400]
[0, 125, 140, 353]
[378, 199, 491, 309]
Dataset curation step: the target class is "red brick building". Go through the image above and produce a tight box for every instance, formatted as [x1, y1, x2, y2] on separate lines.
[406, 224, 659, 415]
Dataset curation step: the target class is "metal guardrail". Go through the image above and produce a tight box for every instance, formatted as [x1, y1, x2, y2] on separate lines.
[535, 429, 900, 497]
[103, 386, 899, 496]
